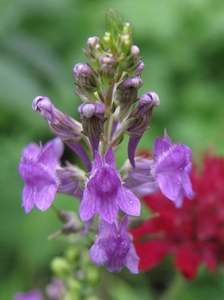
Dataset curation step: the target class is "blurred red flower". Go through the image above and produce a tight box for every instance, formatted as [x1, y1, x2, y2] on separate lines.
[131, 155, 224, 279]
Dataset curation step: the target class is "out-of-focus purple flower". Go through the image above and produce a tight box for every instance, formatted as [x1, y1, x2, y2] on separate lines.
[152, 130, 194, 207]
[18, 138, 63, 213]
[79, 147, 141, 223]
[46, 278, 66, 300]
[89, 215, 139, 273]
[32, 96, 91, 171]
[14, 290, 42, 300]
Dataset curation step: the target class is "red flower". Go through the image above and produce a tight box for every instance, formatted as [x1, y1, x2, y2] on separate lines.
[131, 155, 224, 279]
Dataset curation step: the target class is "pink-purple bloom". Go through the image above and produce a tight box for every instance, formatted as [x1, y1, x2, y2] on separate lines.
[79, 147, 141, 223]
[89, 215, 139, 273]
[45, 278, 66, 300]
[152, 130, 194, 207]
[14, 290, 42, 300]
[18, 138, 63, 213]
[123, 130, 194, 207]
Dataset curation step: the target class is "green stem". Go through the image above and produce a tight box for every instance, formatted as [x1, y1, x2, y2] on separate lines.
[100, 84, 114, 156]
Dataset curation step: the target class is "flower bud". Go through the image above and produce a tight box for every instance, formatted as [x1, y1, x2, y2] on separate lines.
[33, 96, 92, 171]
[73, 63, 101, 95]
[65, 246, 79, 263]
[118, 34, 132, 56]
[67, 278, 82, 293]
[127, 91, 160, 136]
[58, 210, 83, 234]
[98, 55, 117, 86]
[130, 45, 140, 55]
[78, 102, 105, 153]
[126, 91, 160, 167]
[87, 36, 103, 59]
[51, 257, 70, 277]
[122, 22, 134, 35]
[33, 96, 82, 140]
[118, 45, 142, 75]
[105, 9, 123, 36]
[135, 61, 145, 76]
[85, 265, 101, 287]
[115, 76, 143, 120]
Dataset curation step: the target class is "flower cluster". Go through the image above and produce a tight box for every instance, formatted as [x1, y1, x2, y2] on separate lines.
[131, 154, 224, 279]
[14, 290, 42, 300]
[18, 9, 193, 278]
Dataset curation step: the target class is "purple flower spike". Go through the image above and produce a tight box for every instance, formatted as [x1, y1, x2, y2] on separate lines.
[79, 147, 141, 223]
[153, 129, 194, 207]
[89, 216, 139, 273]
[18, 138, 63, 213]
[14, 290, 42, 300]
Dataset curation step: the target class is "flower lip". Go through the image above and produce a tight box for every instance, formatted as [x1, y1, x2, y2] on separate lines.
[92, 167, 120, 196]
[79, 147, 141, 223]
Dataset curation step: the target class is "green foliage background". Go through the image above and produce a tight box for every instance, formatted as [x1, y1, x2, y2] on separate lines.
[1, 0, 224, 299]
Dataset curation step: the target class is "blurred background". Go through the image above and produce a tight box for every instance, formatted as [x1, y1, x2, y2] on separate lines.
[1, 0, 224, 299]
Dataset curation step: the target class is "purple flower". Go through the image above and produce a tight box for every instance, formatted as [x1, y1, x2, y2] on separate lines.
[45, 278, 66, 300]
[14, 290, 42, 300]
[152, 130, 194, 207]
[123, 157, 159, 197]
[18, 138, 63, 213]
[57, 164, 84, 200]
[79, 147, 141, 223]
[89, 216, 139, 273]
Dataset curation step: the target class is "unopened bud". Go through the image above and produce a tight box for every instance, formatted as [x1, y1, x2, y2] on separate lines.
[87, 36, 100, 48]
[115, 76, 143, 120]
[33, 96, 82, 140]
[119, 34, 132, 56]
[126, 91, 160, 167]
[135, 61, 145, 76]
[130, 45, 140, 56]
[73, 63, 101, 94]
[98, 56, 117, 86]
[51, 257, 70, 277]
[122, 22, 134, 35]
[78, 102, 105, 153]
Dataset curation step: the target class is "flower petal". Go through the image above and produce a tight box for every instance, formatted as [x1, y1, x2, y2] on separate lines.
[153, 137, 170, 162]
[22, 185, 35, 213]
[155, 173, 181, 201]
[125, 243, 140, 274]
[89, 240, 108, 266]
[35, 183, 58, 211]
[117, 187, 141, 216]
[79, 188, 96, 221]
[104, 147, 117, 169]
[38, 145, 58, 170]
[98, 194, 119, 224]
